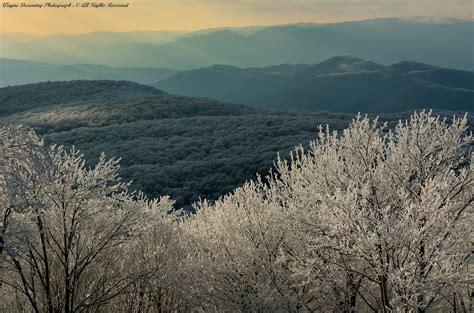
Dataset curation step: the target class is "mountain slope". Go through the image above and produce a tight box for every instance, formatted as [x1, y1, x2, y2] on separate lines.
[2, 81, 470, 207]
[156, 56, 474, 113]
[0, 81, 353, 207]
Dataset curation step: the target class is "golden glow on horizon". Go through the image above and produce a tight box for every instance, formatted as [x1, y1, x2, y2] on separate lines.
[0, 0, 472, 34]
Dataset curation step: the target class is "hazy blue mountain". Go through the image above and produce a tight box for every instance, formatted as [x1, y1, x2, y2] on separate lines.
[3, 80, 462, 207]
[178, 25, 267, 38]
[156, 56, 474, 113]
[0, 31, 186, 66]
[0, 58, 179, 87]
[1, 33, 45, 46]
[1, 30, 185, 46]
[1, 18, 472, 69]
[63, 30, 187, 44]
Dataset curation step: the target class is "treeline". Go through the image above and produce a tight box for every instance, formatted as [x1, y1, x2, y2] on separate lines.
[1, 111, 471, 311]
[0, 80, 162, 116]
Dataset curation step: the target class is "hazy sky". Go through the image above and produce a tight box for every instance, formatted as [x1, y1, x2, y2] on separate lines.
[1, 0, 472, 34]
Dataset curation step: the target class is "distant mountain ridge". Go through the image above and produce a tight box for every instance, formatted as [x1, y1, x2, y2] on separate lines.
[0, 58, 179, 87]
[3, 55, 472, 114]
[156, 56, 474, 113]
[1, 18, 472, 70]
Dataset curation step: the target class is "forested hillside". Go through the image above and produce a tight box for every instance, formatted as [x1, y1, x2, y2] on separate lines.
[0, 81, 349, 207]
[157, 56, 474, 113]
[0, 81, 470, 207]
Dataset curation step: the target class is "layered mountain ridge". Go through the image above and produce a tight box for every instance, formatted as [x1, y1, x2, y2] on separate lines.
[2, 18, 472, 69]
[157, 56, 474, 113]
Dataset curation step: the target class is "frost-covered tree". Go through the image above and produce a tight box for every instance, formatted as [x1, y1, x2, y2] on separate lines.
[178, 180, 316, 311]
[0, 128, 49, 259]
[0, 126, 174, 312]
[107, 195, 186, 312]
[1, 111, 471, 312]
[272, 111, 473, 312]
[178, 111, 472, 312]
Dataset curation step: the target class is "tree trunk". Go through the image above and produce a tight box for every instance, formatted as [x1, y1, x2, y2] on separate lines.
[36, 216, 54, 312]
[380, 275, 391, 313]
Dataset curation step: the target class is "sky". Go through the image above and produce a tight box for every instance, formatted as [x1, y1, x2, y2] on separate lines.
[0, 0, 472, 34]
